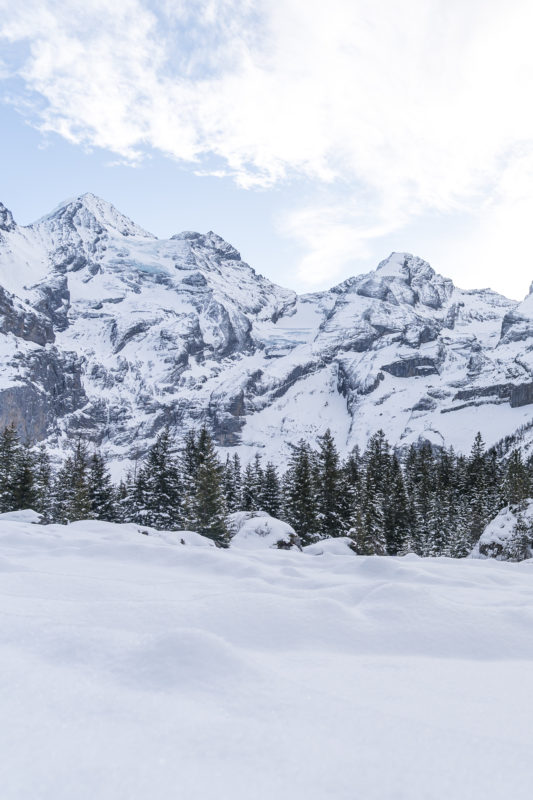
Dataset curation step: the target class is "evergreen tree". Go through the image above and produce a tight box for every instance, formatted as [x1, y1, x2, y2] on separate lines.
[252, 452, 264, 509]
[193, 426, 228, 545]
[88, 452, 117, 521]
[355, 431, 389, 555]
[411, 443, 435, 556]
[0, 424, 21, 512]
[179, 429, 200, 528]
[465, 433, 491, 546]
[241, 462, 257, 511]
[339, 447, 362, 531]
[384, 455, 411, 555]
[223, 454, 239, 513]
[232, 453, 242, 509]
[282, 440, 319, 544]
[502, 515, 531, 561]
[135, 428, 181, 529]
[33, 444, 54, 522]
[13, 443, 36, 511]
[53, 439, 92, 523]
[316, 429, 343, 538]
[262, 461, 281, 518]
[503, 449, 529, 510]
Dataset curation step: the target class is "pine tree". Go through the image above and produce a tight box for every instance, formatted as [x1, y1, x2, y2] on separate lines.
[241, 462, 257, 511]
[193, 426, 228, 545]
[384, 455, 411, 555]
[411, 443, 434, 556]
[136, 428, 181, 529]
[232, 453, 242, 509]
[503, 449, 529, 510]
[116, 471, 137, 523]
[0, 424, 21, 512]
[252, 452, 264, 509]
[356, 431, 389, 555]
[316, 429, 343, 538]
[282, 440, 319, 544]
[339, 447, 362, 531]
[13, 443, 36, 511]
[33, 444, 54, 522]
[223, 454, 239, 513]
[88, 452, 117, 521]
[502, 515, 531, 561]
[262, 461, 281, 518]
[53, 439, 92, 523]
[180, 429, 199, 528]
[465, 433, 491, 546]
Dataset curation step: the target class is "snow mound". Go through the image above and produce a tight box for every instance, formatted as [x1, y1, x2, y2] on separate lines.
[304, 536, 358, 556]
[227, 511, 301, 549]
[472, 501, 533, 561]
[1, 517, 533, 799]
[0, 509, 42, 524]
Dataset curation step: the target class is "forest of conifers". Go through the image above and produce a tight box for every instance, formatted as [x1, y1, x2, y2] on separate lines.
[0, 424, 532, 556]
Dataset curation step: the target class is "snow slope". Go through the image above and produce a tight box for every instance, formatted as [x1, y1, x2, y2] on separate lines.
[1, 518, 533, 800]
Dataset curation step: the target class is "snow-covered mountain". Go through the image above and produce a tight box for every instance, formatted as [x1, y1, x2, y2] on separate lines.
[1, 192, 533, 469]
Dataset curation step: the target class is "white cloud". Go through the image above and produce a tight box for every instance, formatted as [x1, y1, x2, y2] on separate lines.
[2, 0, 533, 290]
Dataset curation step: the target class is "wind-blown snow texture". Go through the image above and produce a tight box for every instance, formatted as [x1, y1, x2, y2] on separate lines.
[1, 517, 532, 800]
[2, 193, 533, 469]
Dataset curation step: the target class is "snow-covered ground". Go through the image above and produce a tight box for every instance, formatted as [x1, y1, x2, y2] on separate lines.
[1, 518, 533, 800]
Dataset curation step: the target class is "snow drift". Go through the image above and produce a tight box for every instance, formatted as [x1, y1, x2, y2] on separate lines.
[1, 516, 533, 800]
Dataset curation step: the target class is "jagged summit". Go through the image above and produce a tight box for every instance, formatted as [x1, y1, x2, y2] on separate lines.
[33, 192, 155, 240]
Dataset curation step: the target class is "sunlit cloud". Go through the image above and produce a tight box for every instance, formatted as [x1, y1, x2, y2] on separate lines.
[2, 0, 533, 292]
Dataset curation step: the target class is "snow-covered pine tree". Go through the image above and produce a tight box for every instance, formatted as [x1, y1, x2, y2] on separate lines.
[116, 471, 138, 523]
[193, 426, 229, 546]
[503, 449, 530, 510]
[261, 461, 281, 518]
[241, 462, 257, 511]
[465, 432, 492, 546]
[223, 454, 240, 513]
[179, 429, 199, 528]
[357, 430, 389, 555]
[53, 439, 92, 523]
[411, 442, 435, 556]
[282, 440, 319, 545]
[88, 452, 117, 521]
[252, 452, 264, 509]
[0, 424, 21, 513]
[135, 427, 181, 529]
[13, 443, 36, 511]
[384, 455, 411, 555]
[316, 428, 343, 538]
[502, 514, 531, 561]
[33, 444, 54, 522]
[339, 446, 362, 530]
[232, 453, 242, 509]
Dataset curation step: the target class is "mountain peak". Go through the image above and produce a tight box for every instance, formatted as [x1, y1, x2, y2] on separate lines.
[35, 193, 155, 239]
[376, 252, 436, 281]
[0, 202, 16, 233]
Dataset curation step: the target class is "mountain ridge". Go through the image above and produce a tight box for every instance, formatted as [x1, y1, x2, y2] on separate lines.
[0, 194, 532, 473]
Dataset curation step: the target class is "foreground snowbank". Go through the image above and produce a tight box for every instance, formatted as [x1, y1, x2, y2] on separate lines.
[1, 518, 533, 800]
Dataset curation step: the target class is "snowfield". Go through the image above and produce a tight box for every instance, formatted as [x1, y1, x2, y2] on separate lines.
[1, 518, 533, 800]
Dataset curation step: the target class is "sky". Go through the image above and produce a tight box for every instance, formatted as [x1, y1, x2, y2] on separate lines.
[1, 0, 533, 299]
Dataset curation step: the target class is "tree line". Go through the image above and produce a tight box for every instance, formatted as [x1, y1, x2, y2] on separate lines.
[0, 423, 532, 555]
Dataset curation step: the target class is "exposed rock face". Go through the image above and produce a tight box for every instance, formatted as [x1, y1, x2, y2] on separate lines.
[1, 193, 533, 469]
[0, 202, 16, 233]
